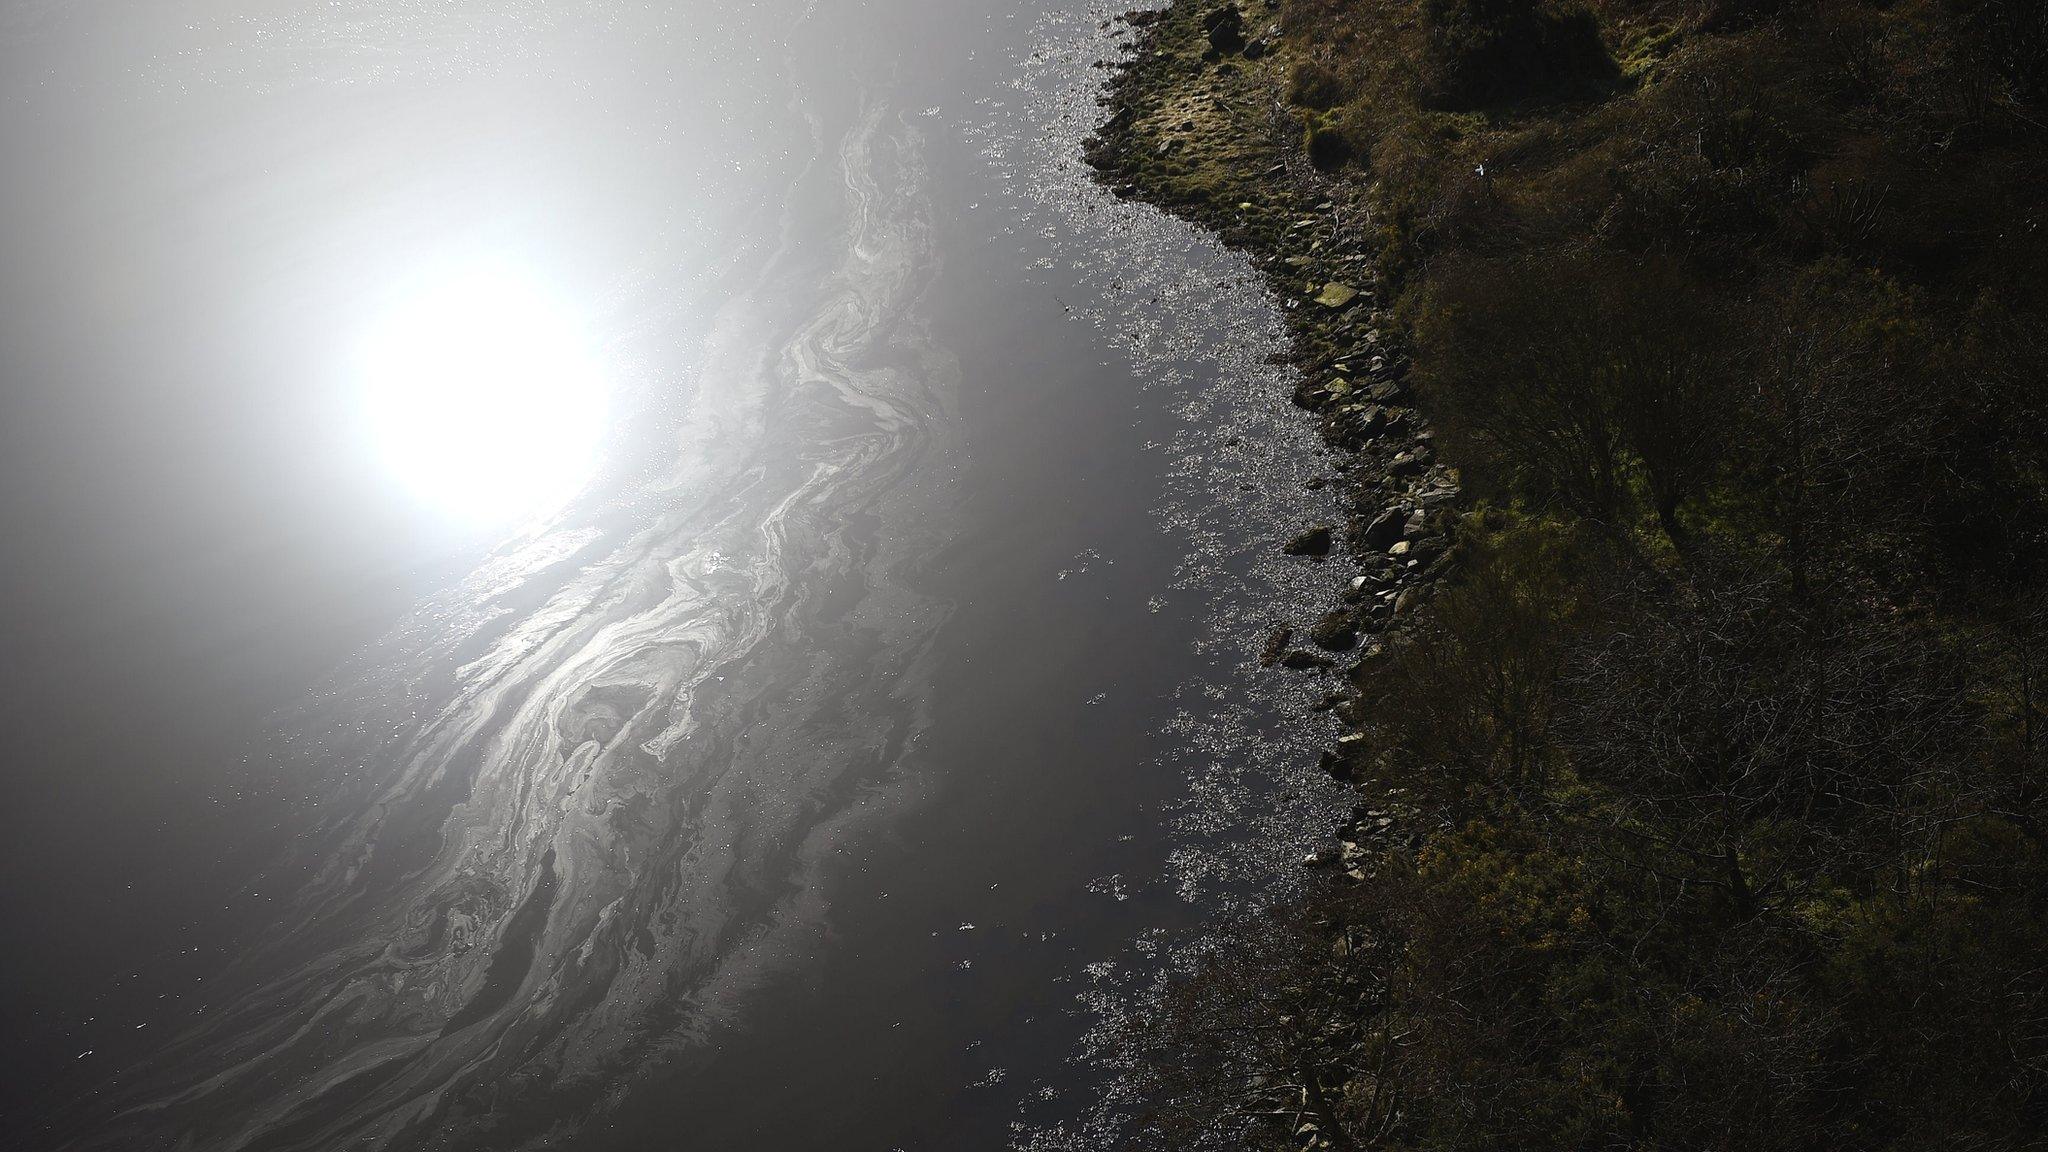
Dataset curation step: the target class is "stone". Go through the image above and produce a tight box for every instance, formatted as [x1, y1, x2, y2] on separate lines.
[1314, 281, 1360, 308]
[1318, 402, 1385, 447]
[1259, 625, 1292, 667]
[1280, 649, 1335, 670]
[1283, 525, 1334, 556]
[1203, 4, 1246, 54]
[1360, 508, 1405, 551]
[1307, 609, 1358, 650]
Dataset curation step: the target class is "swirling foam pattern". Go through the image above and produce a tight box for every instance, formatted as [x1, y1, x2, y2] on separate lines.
[72, 104, 960, 1151]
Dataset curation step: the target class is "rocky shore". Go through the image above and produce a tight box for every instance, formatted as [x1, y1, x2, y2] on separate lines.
[1086, 2, 1455, 870]
[1085, 2, 2048, 1148]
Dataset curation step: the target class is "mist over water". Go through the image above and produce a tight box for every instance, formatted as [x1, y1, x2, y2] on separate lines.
[1, 1, 1348, 1148]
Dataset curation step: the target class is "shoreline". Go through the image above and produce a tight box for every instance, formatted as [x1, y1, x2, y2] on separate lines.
[1086, 3, 1458, 867]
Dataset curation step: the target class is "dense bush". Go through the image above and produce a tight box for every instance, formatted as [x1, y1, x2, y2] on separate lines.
[1418, 254, 1733, 540]
[1418, 0, 1616, 108]
[1143, 522, 2048, 1150]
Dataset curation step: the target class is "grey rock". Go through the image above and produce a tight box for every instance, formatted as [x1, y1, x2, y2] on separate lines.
[1360, 508, 1405, 551]
[1283, 525, 1334, 556]
[1203, 4, 1245, 53]
[1259, 625, 1292, 667]
[1308, 609, 1358, 650]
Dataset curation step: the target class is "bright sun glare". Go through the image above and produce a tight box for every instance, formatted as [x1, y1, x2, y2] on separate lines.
[359, 268, 609, 525]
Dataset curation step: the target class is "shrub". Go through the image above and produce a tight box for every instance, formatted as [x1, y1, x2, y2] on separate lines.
[1303, 109, 1362, 170]
[1285, 57, 1352, 109]
[1418, 0, 1616, 108]
[1418, 253, 1734, 539]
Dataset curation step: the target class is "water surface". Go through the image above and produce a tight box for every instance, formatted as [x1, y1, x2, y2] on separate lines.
[0, 2, 1348, 1147]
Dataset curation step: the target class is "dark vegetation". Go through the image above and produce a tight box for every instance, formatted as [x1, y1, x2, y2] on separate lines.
[1094, 0, 2048, 1146]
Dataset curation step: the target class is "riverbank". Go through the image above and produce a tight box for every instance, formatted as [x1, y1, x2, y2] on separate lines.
[1087, 1, 1461, 749]
[1090, 0, 2048, 1147]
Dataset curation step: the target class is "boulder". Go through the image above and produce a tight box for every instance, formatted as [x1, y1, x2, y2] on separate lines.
[1283, 525, 1334, 556]
[1308, 609, 1359, 650]
[1258, 625, 1292, 667]
[1360, 508, 1405, 550]
[1203, 4, 1246, 53]
[1280, 649, 1335, 670]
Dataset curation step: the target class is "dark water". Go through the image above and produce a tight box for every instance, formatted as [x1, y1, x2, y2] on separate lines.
[0, 2, 1349, 1148]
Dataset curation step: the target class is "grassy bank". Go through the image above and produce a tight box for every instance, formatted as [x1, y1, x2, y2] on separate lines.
[1090, 1, 2048, 1148]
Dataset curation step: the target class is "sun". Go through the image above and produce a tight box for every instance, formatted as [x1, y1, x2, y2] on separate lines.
[357, 267, 610, 526]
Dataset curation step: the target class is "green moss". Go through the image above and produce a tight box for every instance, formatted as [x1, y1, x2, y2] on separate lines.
[1615, 21, 1682, 83]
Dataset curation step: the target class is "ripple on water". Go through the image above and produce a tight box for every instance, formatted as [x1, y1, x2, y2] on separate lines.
[63, 100, 973, 1152]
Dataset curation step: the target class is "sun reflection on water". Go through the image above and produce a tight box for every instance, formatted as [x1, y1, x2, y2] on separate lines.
[356, 264, 609, 526]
